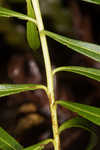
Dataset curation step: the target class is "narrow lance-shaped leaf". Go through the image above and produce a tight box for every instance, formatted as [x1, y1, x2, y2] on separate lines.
[53, 66, 100, 81]
[82, 0, 100, 5]
[44, 30, 100, 62]
[0, 84, 46, 97]
[0, 6, 36, 24]
[26, 0, 40, 50]
[23, 139, 53, 150]
[0, 127, 23, 150]
[59, 117, 97, 150]
[56, 100, 100, 126]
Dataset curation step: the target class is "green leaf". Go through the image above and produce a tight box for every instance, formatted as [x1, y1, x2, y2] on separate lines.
[44, 30, 100, 62]
[0, 84, 46, 97]
[0, 127, 23, 150]
[0, 6, 36, 24]
[23, 139, 53, 150]
[59, 117, 97, 150]
[26, 0, 40, 50]
[56, 100, 100, 126]
[82, 0, 100, 5]
[53, 66, 100, 81]
[59, 117, 95, 134]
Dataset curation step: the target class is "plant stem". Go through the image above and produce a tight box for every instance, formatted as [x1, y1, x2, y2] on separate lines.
[31, 0, 60, 150]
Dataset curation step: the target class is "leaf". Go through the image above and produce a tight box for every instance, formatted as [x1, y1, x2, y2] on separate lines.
[56, 100, 100, 126]
[87, 134, 97, 150]
[0, 6, 36, 24]
[59, 117, 95, 134]
[53, 66, 100, 81]
[0, 84, 46, 97]
[44, 30, 100, 62]
[23, 139, 53, 150]
[26, 0, 40, 50]
[59, 117, 97, 150]
[0, 127, 23, 150]
[82, 0, 100, 5]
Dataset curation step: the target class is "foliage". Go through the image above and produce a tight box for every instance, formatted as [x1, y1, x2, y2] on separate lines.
[0, 0, 100, 150]
[53, 66, 100, 81]
[26, 0, 40, 50]
[82, 0, 100, 5]
[44, 30, 100, 62]
[59, 117, 97, 150]
[0, 84, 46, 97]
[23, 139, 53, 150]
[0, 127, 23, 150]
[57, 100, 100, 126]
[0, 6, 36, 23]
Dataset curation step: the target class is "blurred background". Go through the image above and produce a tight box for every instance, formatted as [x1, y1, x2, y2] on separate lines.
[0, 0, 100, 149]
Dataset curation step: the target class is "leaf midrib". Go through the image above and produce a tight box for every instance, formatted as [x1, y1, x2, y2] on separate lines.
[59, 101, 100, 118]
[54, 66, 100, 76]
[0, 137, 16, 150]
[45, 31, 100, 54]
[60, 37, 100, 55]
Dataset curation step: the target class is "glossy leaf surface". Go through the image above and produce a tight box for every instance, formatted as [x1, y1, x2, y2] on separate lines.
[26, 0, 40, 50]
[82, 0, 100, 4]
[53, 66, 100, 81]
[59, 117, 97, 150]
[57, 100, 100, 126]
[0, 127, 23, 150]
[24, 139, 53, 150]
[0, 6, 36, 24]
[0, 84, 46, 97]
[44, 30, 100, 62]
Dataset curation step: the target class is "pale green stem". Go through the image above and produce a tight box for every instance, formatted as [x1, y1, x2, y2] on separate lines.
[31, 0, 60, 150]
